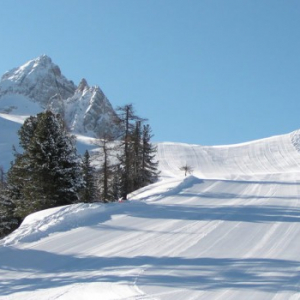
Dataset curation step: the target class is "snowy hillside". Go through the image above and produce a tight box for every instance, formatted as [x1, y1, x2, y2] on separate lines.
[0, 113, 95, 171]
[1, 127, 300, 299]
[157, 130, 300, 180]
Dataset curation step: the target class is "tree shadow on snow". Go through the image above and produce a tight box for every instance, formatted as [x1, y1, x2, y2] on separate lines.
[139, 176, 300, 203]
[0, 247, 300, 295]
[127, 175, 300, 223]
[124, 201, 300, 224]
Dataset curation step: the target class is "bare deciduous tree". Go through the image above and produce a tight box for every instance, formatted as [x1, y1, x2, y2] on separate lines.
[180, 164, 193, 177]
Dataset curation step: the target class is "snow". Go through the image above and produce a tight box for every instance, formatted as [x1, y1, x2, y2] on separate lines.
[0, 113, 23, 170]
[3, 56, 300, 299]
[0, 94, 41, 115]
[0, 113, 96, 171]
[1, 122, 300, 299]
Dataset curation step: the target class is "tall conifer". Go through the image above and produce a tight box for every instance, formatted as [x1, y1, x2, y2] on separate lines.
[81, 150, 97, 203]
[116, 104, 141, 199]
[6, 111, 84, 220]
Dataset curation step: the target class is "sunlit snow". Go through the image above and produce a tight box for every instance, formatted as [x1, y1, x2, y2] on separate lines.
[1, 111, 300, 299]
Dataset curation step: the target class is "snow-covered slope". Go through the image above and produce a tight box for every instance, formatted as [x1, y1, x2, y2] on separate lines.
[0, 113, 95, 171]
[0, 114, 24, 170]
[0, 56, 119, 138]
[157, 130, 300, 180]
[1, 129, 300, 300]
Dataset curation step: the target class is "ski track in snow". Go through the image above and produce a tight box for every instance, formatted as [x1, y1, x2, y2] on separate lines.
[1, 129, 300, 299]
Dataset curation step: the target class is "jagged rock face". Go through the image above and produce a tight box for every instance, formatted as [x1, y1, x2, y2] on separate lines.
[51, 84, 120, 138]
[81, 87, 119, 137]
[0, 55, 120, 138]
[77, 78, 88, 92]
[0, 55, 76, 107]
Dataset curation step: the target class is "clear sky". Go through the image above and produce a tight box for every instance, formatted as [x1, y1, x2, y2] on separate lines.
[0, 0, 300, 145]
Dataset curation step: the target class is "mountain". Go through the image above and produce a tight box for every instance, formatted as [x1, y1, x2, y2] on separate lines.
[0, 55, 119, 138]
[1, 131, 300, 299]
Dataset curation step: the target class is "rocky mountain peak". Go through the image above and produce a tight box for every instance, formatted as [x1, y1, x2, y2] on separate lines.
[0, 55, 76, 107]
[2, 55, 56, 82]
[0, 55, 120, 138]
[77, 78, 89, 92]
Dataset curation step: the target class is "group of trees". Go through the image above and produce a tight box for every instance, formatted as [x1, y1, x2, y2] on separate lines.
[115, 104, 158, 200]
[89, 104, 159, 202]
[0, 104, 159, 237]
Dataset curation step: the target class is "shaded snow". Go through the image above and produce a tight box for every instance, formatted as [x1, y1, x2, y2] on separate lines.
[0, 94, 41, 115]
[0, 114, 23, 170]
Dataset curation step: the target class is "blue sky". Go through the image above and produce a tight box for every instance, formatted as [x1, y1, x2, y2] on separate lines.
[0, 0, 300, 145]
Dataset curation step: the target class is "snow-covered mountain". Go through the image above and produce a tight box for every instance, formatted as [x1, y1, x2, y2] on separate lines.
[0, 55, 119, 137]
[1, 129, 300, 299]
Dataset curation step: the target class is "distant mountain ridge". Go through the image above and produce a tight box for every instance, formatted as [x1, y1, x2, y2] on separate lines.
[0, 55, 119, 138]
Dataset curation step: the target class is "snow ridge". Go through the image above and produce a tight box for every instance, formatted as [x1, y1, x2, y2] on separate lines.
[1, 204, 107, 246]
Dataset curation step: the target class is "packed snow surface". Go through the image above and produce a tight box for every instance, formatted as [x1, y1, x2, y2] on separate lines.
[1, 128, 300, 299]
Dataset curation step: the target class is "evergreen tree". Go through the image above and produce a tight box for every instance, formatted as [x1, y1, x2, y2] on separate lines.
[132, 120, 143, 191]
[81, 150, 97, 203]
[18, 115, 38, 150]
[6, 111, 84, 220]
[99, 138, 113, 202]
[0, 193, 18, 238]
[0, 166, 19, 237]
[5, 150, 32, 220]
[115, 104, 158, 198]
[140, 124, 159, 187]
[0, 166, 5, 190]
[111, 164, 122, 200]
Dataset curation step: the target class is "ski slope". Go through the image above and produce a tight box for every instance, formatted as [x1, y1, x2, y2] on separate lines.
[1, 130, 300, 299]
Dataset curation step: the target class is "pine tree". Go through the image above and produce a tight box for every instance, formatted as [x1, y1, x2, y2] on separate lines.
[5, 151, 32, 220]
[18, 115, 38, 150]
[6, 111, 84, 220]
[81, 150, 97, 203]
[115, 104, 158, 198]
[140, 124, 159, 187]
[132, 120, 143, 191]
[0, 193, 18, 238]
[0, 166, 5, 190]
[0, 165, 19, 237]
[111, 164, 122, 200]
